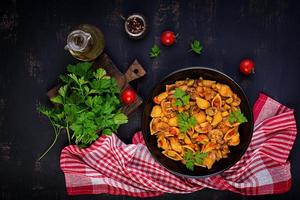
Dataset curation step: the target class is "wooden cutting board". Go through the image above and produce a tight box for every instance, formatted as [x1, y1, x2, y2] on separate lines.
[47, 53, 146, 115]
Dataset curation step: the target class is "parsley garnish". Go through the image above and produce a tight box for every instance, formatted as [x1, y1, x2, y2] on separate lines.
[184, 150, 207, 171]
[177, 112, 197, 133]
[37, 62, 128, 160]
[173, 88, 190, 106]
[228, 109, 248, 124]
[190, 40, 203, 55]
[149, 44, 160, 58]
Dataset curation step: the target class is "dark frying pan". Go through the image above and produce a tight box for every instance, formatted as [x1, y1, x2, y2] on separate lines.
[141, 67, 253, 178]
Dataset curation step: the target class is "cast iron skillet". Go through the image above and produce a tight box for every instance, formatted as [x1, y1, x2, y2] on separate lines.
[142, 67, 253, 178]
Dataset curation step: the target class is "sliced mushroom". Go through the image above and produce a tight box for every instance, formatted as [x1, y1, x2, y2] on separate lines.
[208, 129, 223, 140]
[205, 107, 218, 116]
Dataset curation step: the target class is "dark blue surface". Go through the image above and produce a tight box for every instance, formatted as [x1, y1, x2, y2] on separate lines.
[0, 0, 299, 199]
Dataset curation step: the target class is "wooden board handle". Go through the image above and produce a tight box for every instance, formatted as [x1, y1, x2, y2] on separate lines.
[125, 59, 146, 82]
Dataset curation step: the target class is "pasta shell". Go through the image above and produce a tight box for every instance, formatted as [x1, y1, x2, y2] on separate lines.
[161, 100, 175, 116]
[168, 127, 180, 136]
[184, 134, 192, 145]
[231, 94, 241, 107]
[195, 134, 209, 144]
[153, 92, 168, 104]
[203, 152, 217, 169]
[167, 117, 178, 126]
[211, 112, 222, 127]
[195, 122, 212, 133]
[166, 84, 176, 92]
[162, 150, 183, 161]
[202, 80, 216, 87]
[196, 97, 210, 109]
[186, 127, 195, 137]
[224, 128, 238, 141]
[150, 105, 163, 118]
[157, 122, 169, 132]
[175, 80, 185, 87]
[182, 145, 195, 153]
[186, 79, 195, 86]
[157, 136, 170, 150]
[194, 111, 207, 123]
[170, 137, 183, 153]
[218, 84, 233, 97]
[202, 142, 218, 152]
[228, 133, 240, 146]
[150, 118, 160, 135]
[211, 94, 222, 109]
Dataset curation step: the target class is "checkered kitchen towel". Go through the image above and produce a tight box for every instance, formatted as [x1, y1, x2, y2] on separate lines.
[60, 93, 297, 197]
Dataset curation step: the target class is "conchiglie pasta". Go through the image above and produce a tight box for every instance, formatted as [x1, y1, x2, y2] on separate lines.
[150, 77, 245, 170]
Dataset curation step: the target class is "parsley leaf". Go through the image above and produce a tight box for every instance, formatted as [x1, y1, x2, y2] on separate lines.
[184, 150, 195, 171]
[149, 44, 160, 58]
[173, 88, 190, 106]
[191, 40, 203, 55]
[183, 150, 207, 171]
[194, 152, 207, 165]
[177, 112, 197, 133]
[228, 109, 248, 124]
[186, 159, 195, 171]
[67, 62, 93, 77]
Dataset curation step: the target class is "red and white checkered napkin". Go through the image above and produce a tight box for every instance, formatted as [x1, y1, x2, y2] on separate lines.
[60, 93, 297, 197]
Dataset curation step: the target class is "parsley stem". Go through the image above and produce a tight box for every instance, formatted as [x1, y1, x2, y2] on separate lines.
[66, 122, 71, 145]
[38, 121, 61, 161]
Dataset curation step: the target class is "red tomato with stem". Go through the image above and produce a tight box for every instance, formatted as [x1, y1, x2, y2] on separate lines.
[239, 58, 255, 75]
[121, 88, 137, 105]
[160, 31, 176, 46]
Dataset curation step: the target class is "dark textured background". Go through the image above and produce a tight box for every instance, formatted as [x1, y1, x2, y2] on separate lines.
[0, 0, 299, 199]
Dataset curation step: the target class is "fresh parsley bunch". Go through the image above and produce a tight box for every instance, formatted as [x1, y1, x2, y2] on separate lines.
[37, 62, 128, 160]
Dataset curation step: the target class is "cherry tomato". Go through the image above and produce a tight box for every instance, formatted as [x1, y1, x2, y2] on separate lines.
[239, 58, 255, 75]
[121, 88, 137, 105]
[160, 31, 176, 46]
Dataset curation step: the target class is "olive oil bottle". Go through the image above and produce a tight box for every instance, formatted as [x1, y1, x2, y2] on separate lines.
[65, 24, 105, 61]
